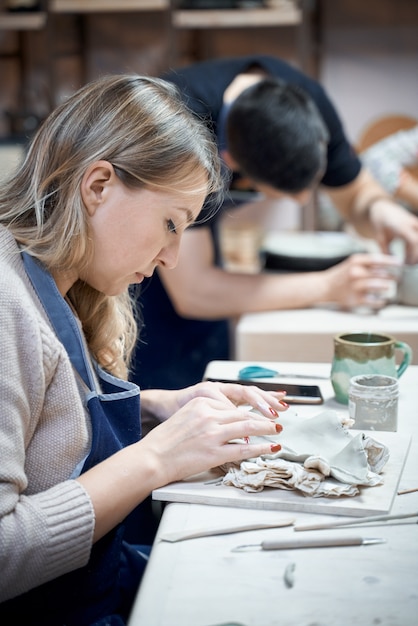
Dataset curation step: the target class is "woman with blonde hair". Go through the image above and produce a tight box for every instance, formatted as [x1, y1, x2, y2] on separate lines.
[0, 74, 286, 625]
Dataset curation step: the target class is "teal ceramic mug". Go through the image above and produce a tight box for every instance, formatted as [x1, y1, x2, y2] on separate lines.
[331, 331, 412, 404]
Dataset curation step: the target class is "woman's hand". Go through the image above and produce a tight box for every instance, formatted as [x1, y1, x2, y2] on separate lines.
[141, 380, 288, 424]
[80, 387, 285, 541]
[320, 252, 401, 310]
[139, 393, 284, 487]
[174, 379, 288, 414]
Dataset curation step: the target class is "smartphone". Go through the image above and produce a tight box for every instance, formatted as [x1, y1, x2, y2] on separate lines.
[204, 378, 324, 405]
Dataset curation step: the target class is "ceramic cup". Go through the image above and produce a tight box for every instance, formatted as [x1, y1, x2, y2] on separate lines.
[331, 331, 412, 404]
[397, 264, 418, 306]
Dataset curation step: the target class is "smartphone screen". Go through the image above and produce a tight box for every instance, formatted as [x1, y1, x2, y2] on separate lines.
[204, 378, 324, 405]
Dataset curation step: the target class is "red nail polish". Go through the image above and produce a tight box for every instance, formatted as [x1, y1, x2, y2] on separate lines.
[278, 390, 287, 395]
[279, 400, 289, 408]
[275, 423, 283, 433]
[269, 407, 278, 417]
[271, 443, 281, 453]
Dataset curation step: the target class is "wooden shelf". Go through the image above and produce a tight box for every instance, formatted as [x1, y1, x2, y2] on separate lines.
[49, 3, 302, 26]
[173, 6, 302, 29]
[0, 12, 47, 30]
[50, 0, 169, 13]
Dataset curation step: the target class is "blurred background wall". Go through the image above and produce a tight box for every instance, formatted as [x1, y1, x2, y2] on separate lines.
[0, 0, 417, 146]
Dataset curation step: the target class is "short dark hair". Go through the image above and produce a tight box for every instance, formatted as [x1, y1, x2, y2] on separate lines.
[226, 78, 329, 192]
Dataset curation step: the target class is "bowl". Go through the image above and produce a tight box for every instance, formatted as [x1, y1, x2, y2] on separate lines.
[261, 231, 367, 272]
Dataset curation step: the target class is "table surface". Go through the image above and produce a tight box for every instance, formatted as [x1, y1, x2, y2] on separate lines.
[235, 304, 418, 364]
[129, 362, 418, 626]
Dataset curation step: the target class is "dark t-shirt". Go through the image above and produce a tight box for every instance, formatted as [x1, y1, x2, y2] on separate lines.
[130, 56, 361, 390]
[163, 54, 361, 189]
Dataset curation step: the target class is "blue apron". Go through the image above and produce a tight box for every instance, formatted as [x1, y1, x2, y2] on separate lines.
[0, 253, 152, 626]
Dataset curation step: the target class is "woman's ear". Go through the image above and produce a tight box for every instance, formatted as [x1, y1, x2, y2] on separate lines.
[81, 161, 114, 216]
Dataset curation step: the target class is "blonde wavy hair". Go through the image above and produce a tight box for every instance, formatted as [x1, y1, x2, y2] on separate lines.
[0, 74, 223, 379]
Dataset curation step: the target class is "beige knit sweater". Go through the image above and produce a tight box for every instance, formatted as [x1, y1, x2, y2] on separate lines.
[0, 226, 95, 602]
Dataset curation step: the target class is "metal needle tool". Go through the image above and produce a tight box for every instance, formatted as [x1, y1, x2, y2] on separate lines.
[231, 536, 386, 552]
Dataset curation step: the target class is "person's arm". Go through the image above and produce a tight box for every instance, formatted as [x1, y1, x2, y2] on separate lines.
[157, 225, 401, 319]
[0, 296, 94, 602]
[394, 169, 418, 211]
[360, 125, 418, 212]
[77, 382, 287, 542]
[326, 168, 418, 263]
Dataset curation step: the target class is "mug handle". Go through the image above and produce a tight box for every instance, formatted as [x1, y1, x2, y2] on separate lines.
[395, 341, 413, 378]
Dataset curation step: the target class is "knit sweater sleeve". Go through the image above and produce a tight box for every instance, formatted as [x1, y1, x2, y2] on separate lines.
[0, 235, 95, 601]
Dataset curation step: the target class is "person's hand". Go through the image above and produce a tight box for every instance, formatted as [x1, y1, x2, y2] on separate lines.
[369, 198, 418, 263]
[138, 393, 285, 486]
[145, 380, 288, 423]
[174, 379, 288, 414]
[321, 252, 402, 310]
[79, 386, 286, 541]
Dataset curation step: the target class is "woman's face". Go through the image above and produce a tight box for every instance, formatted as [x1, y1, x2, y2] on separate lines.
[78, 166, 207, 297]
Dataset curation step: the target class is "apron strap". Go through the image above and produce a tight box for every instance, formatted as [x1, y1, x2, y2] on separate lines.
[22, 251, 95, 390]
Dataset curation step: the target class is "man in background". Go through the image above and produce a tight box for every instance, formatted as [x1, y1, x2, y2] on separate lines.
[130, 55, 418, 390]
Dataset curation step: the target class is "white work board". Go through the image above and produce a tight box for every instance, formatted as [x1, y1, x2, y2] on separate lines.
[153, 430, 411, 517]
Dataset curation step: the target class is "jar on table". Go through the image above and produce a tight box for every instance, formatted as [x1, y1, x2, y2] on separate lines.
[348, 374, 399, 432]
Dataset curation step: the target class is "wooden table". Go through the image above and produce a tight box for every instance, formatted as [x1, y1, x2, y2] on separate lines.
[128, 362, 418, 626]
[235, 304, 418, 364]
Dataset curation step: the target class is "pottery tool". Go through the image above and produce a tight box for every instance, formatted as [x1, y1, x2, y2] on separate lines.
[159, 518, 295, 543]
[293, 510, 418, 532]
[231, 536, 386, 552]
[398, 487, 418, 495]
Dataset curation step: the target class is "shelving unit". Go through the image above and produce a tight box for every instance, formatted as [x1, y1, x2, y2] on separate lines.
[0, 11, 47, 29]
[173, 5, 301, 29]
[50, 0, 303, 29]
[172, 1, 315, 75]
[50, 0, 168, 12]
[0, 3, 50, 137]
[0, 1, 318, 137]
[47, 0, 173, 107]
[48, 1, 308, 65]
[45, 0, 313, 93]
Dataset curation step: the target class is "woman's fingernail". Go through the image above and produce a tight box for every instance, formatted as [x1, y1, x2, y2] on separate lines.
[269, 407, 278, 417]
[257, 401, 271, 413]
[244, 436, 250, 444]
[275, 423, 283, 433]
[279, 400, 289, 408]
[271, 443, 281, 453]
